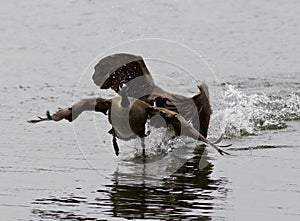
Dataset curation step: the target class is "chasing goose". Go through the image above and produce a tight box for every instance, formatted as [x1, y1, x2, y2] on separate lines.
[28, 53, 229, 156]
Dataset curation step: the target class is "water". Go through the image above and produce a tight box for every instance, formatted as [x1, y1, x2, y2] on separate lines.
[1, 0, 300, 220]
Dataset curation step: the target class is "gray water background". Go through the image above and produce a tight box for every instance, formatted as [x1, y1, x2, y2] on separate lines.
[0, 0, 300, 220]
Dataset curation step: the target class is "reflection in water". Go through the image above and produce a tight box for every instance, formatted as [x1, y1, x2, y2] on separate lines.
[32, 146, 228, 220]
[104, 146, 226, 220]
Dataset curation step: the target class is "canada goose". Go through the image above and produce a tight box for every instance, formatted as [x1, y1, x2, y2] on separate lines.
[28, 88, 229, 156]
[28, 53, 229, 156]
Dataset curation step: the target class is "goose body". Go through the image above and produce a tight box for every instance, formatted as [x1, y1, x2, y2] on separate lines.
[109, 97, 147, 140]
[109, 97, 134, 139]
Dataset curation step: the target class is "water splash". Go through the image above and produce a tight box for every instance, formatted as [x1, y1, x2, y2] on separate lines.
[119, 127, 196, 163]
[213, 85, 300, 138]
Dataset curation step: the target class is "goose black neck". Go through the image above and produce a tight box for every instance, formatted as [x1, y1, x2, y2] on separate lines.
[120, 91, 130, 108]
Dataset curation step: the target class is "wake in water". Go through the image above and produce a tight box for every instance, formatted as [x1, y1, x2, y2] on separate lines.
[213, 84, 300, 138]
[105, 81, 299, 157]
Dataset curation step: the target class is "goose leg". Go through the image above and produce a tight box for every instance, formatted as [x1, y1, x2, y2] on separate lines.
[109, 128, 119, 156]
[140, 137, 146, 159]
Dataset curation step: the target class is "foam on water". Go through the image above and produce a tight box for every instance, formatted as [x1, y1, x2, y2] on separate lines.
[213, 84, 300, 138]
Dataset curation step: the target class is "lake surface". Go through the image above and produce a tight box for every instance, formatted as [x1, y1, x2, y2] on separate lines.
[0, 0, 299, 220]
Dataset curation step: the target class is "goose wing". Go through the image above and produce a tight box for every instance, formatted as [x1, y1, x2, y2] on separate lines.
[146, 105, 229, 155]
[28, 98, 112, 123]
[92, 53, 156, 98]
[154, 83, 212, 138]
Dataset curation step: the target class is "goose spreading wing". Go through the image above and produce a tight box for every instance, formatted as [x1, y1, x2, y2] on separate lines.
[92, 53, 212, 138]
